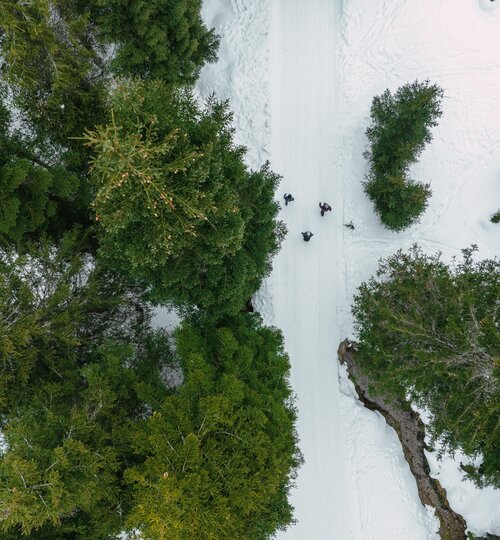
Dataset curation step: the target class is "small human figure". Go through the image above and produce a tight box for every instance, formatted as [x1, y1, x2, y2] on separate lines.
[343, 221, 355, 230]
[283, 193, 295, 206]
[319, 202, 332, 216]
[301, 231, 314, 242]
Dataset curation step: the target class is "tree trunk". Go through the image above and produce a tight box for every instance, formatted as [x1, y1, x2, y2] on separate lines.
[338, 339, 467, 540]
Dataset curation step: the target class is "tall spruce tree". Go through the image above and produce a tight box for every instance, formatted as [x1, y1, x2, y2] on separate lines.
[0, 239, 301, 538]
[0, 232, 171, 537]
[0, 102, 82, 245]
[0, 0, 108, 162]
[0, 1, 109, 239]
[124, 314, 302, 540]
[352, 245, 499, 487]
[364, 80, 444, 231]
[85, 79, 285, 317]
[0, 0, 220, 241]
[75, 0, 219, 84]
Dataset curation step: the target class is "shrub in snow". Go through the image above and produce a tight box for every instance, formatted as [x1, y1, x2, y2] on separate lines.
[352, 245, 499, 488]
[364, 80, 444, 231]
[490, 209, 500, 223]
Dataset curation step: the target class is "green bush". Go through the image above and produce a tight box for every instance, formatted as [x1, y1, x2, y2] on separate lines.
[352, 245, 499, 488]
[364, 80, 444, 231]
[490, 209, 500, 223]
[85, 80, 285, 318]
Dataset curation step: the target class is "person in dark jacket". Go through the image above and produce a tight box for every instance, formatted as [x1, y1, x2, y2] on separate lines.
[283, 193, 295, 206]
[319, 202, 332, 216]
[301, 231, 314, 242]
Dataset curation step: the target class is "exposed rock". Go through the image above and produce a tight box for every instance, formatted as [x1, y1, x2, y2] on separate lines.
[338, 339, 467, 540]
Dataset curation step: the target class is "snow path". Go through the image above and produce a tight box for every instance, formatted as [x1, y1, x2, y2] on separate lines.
[199, 0, 500, 537]
[267, 1, 437, 538]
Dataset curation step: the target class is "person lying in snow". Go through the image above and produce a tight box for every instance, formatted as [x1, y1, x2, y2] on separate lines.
[301, 231, 314, 242]
[319, 202, 332, 216]
[283, 193, 295, 206]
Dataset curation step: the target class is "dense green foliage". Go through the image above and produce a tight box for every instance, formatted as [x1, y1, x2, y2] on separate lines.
[85, 80, 284, 317]
[125, 314, 302, 540]
[0, 0, 219, 241]
[352, 246, 499, 487]
[0, 1, 108, 239]
[0, 103, 82, 245]
[76, 0, 219, 83]
[0, 0, 108, 161]
[364, 80, 444, 231]
[0, 239, 300, 538]
[0, 5, 298, 537]
[0, 232, 169, 537]
[490, 209, 500, 223]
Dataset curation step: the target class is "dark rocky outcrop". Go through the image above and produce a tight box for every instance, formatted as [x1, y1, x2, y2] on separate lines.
[338, 339, 467, 540]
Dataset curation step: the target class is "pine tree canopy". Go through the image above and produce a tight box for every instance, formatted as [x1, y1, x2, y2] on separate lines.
[0, 0, 109, 158]
[75, 0, 219, 83]
[0, 237, 300, 538]
[352, 245, 500, 487]
[0, 102, 83, 245]
[124, 314, 302, 540]
[363, 80, 444, 231]
[85, 79, 285, 318]
[0, 232, 171, 537]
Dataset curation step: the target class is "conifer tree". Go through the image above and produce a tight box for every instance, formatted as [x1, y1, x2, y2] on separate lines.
[0, 2, 108, 238]
[0, 241, 301, 537]
[124, 314, 302, 540]
[0, 0, 108, 161]
[85, 80, 284, 317]
[0, 102, 82, 245]
[352, 245, 499, 487]
[0, 232, 171, 537]
[364, 80, 444, 231]
[77, 0, 219, 83]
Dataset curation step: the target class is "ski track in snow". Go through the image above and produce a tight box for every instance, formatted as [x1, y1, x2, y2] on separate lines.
[199, 0, 500, 538]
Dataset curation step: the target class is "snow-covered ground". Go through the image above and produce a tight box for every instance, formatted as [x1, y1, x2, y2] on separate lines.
[199, 0, 500, 538]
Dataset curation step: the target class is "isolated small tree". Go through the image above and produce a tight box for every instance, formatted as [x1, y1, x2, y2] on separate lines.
[490, 209, 500, 223]
[364, 80, 444, 231]
[85, 80, 284, 317]
[124, 314, 302, 540]
[352, 245, 499, 487]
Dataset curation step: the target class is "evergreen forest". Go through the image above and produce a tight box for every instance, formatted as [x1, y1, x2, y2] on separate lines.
[0, 2, 300, 538]
[0, 2, 498, 538]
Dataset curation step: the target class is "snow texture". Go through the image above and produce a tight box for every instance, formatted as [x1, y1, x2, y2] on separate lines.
[198, 0, 500, 538]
